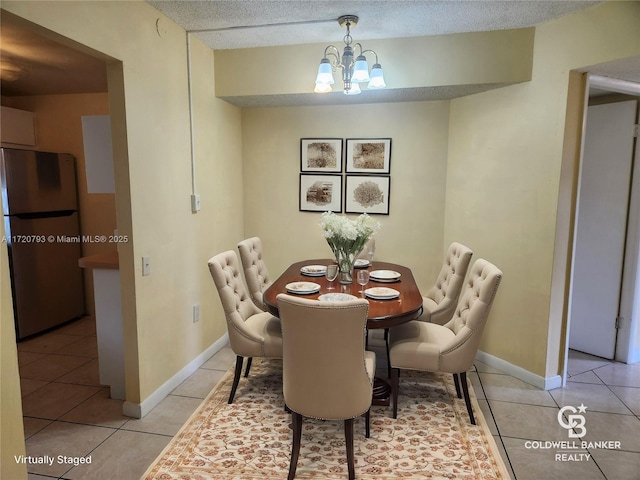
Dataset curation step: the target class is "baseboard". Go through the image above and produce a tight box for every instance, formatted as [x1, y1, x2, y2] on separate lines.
[123, 333, 229, 418]
[475, 350, 562, 391]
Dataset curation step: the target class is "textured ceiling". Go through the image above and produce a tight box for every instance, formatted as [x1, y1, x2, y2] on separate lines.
[148, 0, 602, 50]
[3, 0, 638, 105]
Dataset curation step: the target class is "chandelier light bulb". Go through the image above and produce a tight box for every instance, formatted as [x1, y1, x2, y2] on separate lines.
[315, 59, 335, 85]
[343, 82, 361, 95]
[367, 64, 386, 89]
[352, 55, 370, 83]
[314, 82, 333, 93]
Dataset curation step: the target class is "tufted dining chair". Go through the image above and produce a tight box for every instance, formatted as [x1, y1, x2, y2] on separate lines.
[208, 250, 282, 403]
[388, 258, 502, 424]
[277, 294, 375, 480]
[237, 237, 272, 311]
[418, 242, 473, 325]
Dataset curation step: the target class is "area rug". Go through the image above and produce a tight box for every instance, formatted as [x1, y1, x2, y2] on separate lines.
[143, 358, 510, 479]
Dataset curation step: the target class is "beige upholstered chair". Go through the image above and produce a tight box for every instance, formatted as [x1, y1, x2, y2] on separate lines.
[276, 294, 375, 480]
[389, 258, 502, 424]
[208, 251, 282, 403]
[237, 237, 272, 311]
[419, 242, 473, 325]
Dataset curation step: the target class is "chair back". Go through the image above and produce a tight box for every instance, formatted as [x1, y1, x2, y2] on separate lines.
[424, 242, 473, 324]
[440, 258, 502, 372]
[237, 237, 272, 310]
[276, 294, 373, 420]
[208, 251, 264, 353]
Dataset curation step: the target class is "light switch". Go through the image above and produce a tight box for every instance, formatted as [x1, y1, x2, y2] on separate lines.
[142, 256, 151, 276]
[191, 194, 201, 213]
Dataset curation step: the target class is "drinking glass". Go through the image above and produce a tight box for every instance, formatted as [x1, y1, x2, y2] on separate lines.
[325, 264, 339, 290]
[366, 243, 376, 263]
[357, 269, 370, 294]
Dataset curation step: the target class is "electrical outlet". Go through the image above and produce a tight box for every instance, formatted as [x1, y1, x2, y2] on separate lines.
[142, 256, 151, 276]
[193, 304, 200, 323]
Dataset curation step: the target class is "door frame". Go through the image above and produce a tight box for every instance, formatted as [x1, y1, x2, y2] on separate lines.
[561, 73, 640, 384]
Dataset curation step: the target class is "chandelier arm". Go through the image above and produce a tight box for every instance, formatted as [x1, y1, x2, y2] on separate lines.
[323, 45, 342, 67]
[359, 49, 380, 64]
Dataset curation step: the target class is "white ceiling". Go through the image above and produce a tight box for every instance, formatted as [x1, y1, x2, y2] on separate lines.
[147, 0, 601, 50]
[3, 0, 638, 104]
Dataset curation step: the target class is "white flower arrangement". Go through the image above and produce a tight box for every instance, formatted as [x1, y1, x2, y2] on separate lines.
[320, 212, 380, 279]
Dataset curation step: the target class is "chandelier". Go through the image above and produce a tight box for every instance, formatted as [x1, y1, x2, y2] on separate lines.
[314, 15, 386, 95]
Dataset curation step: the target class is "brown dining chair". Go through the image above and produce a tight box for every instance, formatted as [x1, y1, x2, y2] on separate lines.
[388, 258, 502, 424]
[276, 294, 375, 480]
[208, 250, 282, 403]
[237, 237, 273, 311]
[419, 242, 473, 325]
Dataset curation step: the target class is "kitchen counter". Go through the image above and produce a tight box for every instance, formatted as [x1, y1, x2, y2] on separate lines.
[78, 251, 119, 269]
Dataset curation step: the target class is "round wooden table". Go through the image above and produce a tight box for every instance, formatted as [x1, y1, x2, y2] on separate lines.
[263, 259, 424, 405]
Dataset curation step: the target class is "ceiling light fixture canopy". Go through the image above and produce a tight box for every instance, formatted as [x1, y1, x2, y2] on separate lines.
[314, 15, 386, 95]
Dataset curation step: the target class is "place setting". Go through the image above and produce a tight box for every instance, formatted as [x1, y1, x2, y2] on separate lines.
[369, 269, 402, 283]
[285, 281, 321, 294]
[300, 264, 327, 276]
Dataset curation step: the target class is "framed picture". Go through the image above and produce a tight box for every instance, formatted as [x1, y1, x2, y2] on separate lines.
[300, 138, 343, 172]
[346, 138, 391, 174]
[299, 174, 343, 212]
[345, 175, 390, 215]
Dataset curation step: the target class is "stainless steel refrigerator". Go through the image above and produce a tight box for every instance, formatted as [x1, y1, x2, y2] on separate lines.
[1, 148, 85, 339]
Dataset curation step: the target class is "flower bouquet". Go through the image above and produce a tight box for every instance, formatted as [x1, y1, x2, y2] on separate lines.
[320, 211, 381, 283]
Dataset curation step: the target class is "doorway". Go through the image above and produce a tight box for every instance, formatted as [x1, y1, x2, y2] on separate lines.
[568, 74, 640, 363]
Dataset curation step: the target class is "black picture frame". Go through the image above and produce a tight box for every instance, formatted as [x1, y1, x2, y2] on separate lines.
[345, 138, 392, 174]
[300, 138, 343, 172]
[345, 175, 390, 215]
[299, 174, 343, 212]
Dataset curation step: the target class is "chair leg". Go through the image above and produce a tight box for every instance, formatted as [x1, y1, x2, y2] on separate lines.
[459, 372, 476, 425]
[453, 373, 462, 398]
[384, 328, 391, 379]
[364, 409, 370, 438]
[344, 418, 355, 480]
[391, 367, 400, 419]
[288, 412, 303, 480]
[244, 357, 253, 377]
[228, 356, 243, 404]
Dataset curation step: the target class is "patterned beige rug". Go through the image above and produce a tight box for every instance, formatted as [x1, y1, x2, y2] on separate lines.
[143, 358, 510, 479]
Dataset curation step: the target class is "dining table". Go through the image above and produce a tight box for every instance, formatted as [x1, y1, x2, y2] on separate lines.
[263, 258, 423, 405]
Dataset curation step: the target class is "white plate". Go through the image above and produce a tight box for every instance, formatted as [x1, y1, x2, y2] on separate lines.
[365, 287, 400, 300]
[370, 270, 401, 282]
[354, 259, 370, 268]
[318, 293, 358, 302]
[286, 282, 321, 294]
[300, 265, 327, 276]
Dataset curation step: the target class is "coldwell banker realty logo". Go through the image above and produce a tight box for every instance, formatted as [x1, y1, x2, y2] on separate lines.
[524, 403, 623, 462]
[557, 403, 588, 438]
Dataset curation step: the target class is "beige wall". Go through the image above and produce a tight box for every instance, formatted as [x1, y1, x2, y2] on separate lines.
[216, 28, 534, 100]
[446, 1, 640, 377]
[1, 218, 27, 480]
[1, 0, 242, 410]
[241, 101, 450, 291]
[1, 93, 116, 316]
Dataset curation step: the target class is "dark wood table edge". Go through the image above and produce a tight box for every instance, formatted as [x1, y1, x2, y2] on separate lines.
[264, 258, 424, 407]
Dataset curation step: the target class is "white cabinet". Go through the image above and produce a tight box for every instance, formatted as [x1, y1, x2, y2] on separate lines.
[1, 106, 36, 146]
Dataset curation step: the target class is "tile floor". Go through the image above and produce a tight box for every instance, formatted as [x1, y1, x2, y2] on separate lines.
[16, 316, 640, 480]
